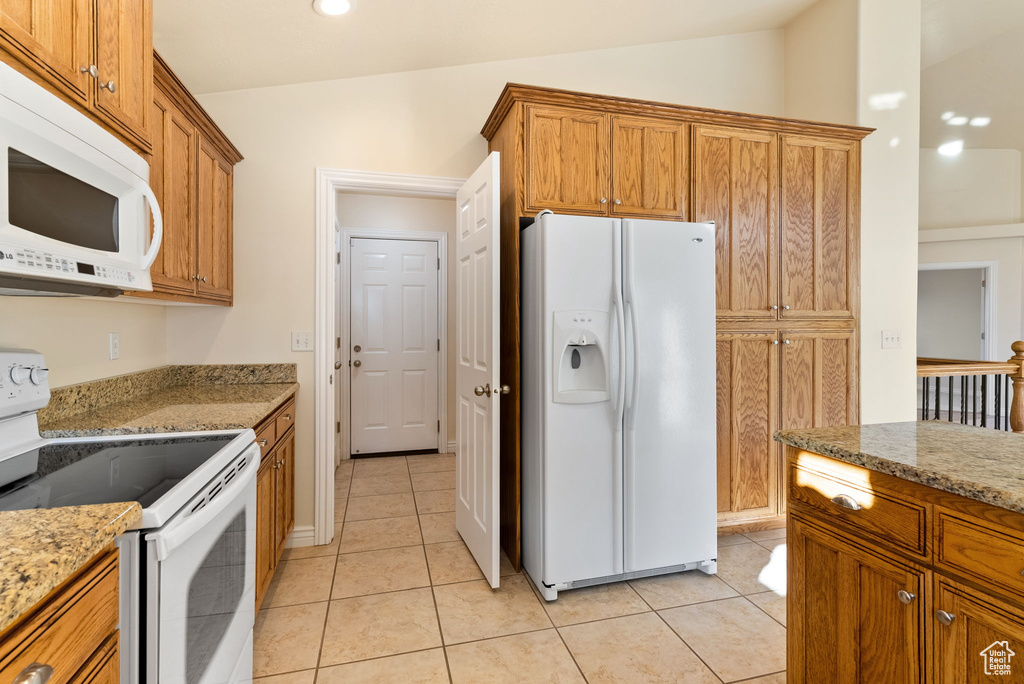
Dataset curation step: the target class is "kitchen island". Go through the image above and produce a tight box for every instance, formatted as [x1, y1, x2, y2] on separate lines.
[776, 421, 1024, 683]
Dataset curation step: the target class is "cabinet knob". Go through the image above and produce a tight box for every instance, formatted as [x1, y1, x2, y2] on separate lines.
[783, 305, 791, 310]
[829, 493, 862, 511]
[13, 663, 53, 684]
[283, 413, 292, 421]
[897, 590, 916, 604]
[599, 198, 607, 204]
[80, 65, 98, 79]
[201, 276, 208, 283]
[772, 340, 780, 345]
[258, 439, 268, 447]
[936, 610, 956, 626]
[784, 339, 791, 345]
[614, 199, 622, 205]
[100, 79, 117, 93]
[771, 305, 779, 310]
[194, 274, 201, 281]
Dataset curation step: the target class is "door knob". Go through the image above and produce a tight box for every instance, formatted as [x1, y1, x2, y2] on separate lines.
[897, 590, 916, 604]
[493, 384, 511, 395]
[353, 360, 362, 368]
[474, 384, 490, 396]
[936, 610, 956, 626]
[334, 361, 342, 370]
[354, 345, 361, 352]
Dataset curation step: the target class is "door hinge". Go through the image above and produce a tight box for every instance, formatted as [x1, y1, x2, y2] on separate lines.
[336, 252, 341, 264]
[437, 257, 440, 270]
[437, 419, 440, 432]
[981, 332, 986, 340]
[336, 337, 341, 349]
[336, 421, 340, 434]
[437, 338, 440, 351]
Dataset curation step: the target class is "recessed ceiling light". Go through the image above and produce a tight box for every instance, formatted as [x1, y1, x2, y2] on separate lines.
[941, 111, 955, 121]
[889, 137, 900, 147]
[938, 140, 964, 157]
[948, 116, 969, 126]
[969, 117, 991, 127]
[313, 0, 352, 16]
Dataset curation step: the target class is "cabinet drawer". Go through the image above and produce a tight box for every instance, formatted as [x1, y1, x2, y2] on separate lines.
[938, 511, 1024, 601]
[0, 549, 118, 684]
[790, 464, 928, 557]
[256, 420, 277, 461]
[275, 400, 295, 436]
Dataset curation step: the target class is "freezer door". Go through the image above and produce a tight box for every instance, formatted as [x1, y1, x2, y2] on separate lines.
[522, 212, 625, 587]
[622, 219, 717, 572]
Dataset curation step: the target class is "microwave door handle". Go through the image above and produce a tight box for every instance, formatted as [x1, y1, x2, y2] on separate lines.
[144, 448, 258, 562]
[139, 183, 163, 270]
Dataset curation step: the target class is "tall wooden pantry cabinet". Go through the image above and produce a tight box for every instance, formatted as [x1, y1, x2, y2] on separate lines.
[481, 84, 870, 567]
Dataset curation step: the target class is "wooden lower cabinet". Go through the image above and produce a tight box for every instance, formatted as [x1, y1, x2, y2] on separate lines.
[934, 578, 1024, 683]
[70, 634, 119, 684]
[788, 516, 925, 683]
[255, 396, 297, 611]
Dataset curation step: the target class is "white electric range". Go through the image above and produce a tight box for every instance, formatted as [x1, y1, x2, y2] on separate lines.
[0, 349, 260, 684]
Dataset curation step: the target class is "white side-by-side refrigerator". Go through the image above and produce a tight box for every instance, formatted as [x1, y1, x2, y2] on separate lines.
[521, 211, 717, 601]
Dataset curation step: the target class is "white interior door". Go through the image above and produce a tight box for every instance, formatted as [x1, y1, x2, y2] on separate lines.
[334, 222, 344, 465]
[455, 152, 501, 588]
[350, 238, 440, 454]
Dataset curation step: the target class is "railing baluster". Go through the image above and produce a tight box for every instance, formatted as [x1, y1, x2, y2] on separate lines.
[922, 377, 929, 420]
[996, 373, 1002, 429]
[961, 375, 968, 424]
[949, 376, 954, 422]
[982, 374, 988, 427]
[973, 374, 978, 426]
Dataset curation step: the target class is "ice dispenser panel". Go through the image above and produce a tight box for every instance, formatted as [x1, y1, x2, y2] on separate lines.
[552, 310, 610, 404]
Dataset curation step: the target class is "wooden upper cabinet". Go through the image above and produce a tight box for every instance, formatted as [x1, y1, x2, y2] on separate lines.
[93, 0, 152, 149]
[789, 517, 924, 684]
[524, 105, 610, 215]
[148, 88, 196, 295]
[693, 126, 778, 319]
[0, 0, 93, 103]
[196, 138, 233, 300]
[780, 330, 857, 431]
[610, 116, 687, 219]
[780, 136, 857, 319]
[716, 331, 779, 521]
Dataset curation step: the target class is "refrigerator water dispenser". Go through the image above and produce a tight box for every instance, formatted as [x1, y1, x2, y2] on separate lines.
[552, 310, 609, 403]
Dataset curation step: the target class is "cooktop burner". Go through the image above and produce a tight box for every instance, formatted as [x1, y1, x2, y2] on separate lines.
[0, 434, 237, 512]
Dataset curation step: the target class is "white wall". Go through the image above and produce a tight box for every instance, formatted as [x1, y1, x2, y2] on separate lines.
[335, 193, 457, 438]
[919, 148, 1022, 230]
[783, 0, 859, 125]
[0, 298, 167, 388]
[164, 30, 787, 532]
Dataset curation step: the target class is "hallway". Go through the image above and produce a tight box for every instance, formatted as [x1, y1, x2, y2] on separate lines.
[252, 453, 788, 683]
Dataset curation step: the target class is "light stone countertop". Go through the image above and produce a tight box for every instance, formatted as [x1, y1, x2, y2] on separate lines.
[775, 421, 1024, 514]
[0, 502, 141, 633]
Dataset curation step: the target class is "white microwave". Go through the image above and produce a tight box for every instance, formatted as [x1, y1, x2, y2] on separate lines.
[0, 61, 161, 297]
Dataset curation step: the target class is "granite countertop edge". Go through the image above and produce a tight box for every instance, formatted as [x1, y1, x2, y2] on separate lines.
[774, 427, 1024, 515]
[39, 382, 299, 439]
[0, 502, 141, 634]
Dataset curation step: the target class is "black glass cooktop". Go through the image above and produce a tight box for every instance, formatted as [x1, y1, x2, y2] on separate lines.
[0, 435, 236, 511]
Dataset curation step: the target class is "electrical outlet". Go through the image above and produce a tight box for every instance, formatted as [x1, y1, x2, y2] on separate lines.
[109, 332, 120, 360]
[881, 330, 902, 349]
[291, 331, 313, 352]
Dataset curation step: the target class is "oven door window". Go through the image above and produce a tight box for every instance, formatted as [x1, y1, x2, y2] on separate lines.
[7, 148, 119, 252]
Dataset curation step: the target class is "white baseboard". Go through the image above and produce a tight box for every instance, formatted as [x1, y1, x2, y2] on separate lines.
[285, 525, 315, 549]
[447, 441, 457, 453]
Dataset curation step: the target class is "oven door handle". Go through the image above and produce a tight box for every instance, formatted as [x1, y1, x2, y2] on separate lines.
[145, 449, 257, 562]
[140, 182, 163, 270]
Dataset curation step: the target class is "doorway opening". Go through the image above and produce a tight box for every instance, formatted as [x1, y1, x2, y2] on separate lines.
[917, 262, 994, 360]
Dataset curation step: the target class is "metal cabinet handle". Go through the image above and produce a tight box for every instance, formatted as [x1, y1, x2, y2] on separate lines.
[936, 610, 956, 626]
[783, 305, 791, 310]
[771, 305, 779, 310]
[897, 590, 916, 604]
[830, 493, 862, 511]
[784, 339, 791, 345]
[100, 80, 116, 93]
[258, 439, 268, 447]
[201, 276, 207, 282]
[194, 274, 201, 281]
[283, 413, 292, 421]
[353, 360, 362, 368]
[80, 65, 98, 78]
[614, 199, 622, 205]
[13, 663, 53, 684]
[493, 384, 511, 395]
[599, 198, 607, 204]
[772, 340, 780, 345]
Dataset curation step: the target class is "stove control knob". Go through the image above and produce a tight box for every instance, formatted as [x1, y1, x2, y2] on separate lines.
[30, 367, 49, 385]
[10, 366, 31, 385]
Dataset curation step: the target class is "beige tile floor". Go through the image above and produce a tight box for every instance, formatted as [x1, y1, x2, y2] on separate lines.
[255, 454, 788, 683]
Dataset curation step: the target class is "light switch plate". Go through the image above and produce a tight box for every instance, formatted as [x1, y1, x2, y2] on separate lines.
[881, 330, 902, 349]
[109, 332, 120, 360]
[291, 331, 313, 352]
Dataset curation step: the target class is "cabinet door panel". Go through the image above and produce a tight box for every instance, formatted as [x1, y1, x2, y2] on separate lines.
[610, 116, 686, 218]
[935, 578, 1024, 683]
[789, 517, 924, 684]
[781, 330, 857, 431]
[93, 0, 151, 149]
[275, 433, 295, 559]
[0, 0, 92, 102]
[196, 138, 233, 300]
[255, 459, 275, 609]
[717, 332, 778, 519]
[781, 136, 857, 319]
[148, 88, 196, 295]
[525, 106, 609, 214]
[693, 126, 778, 318]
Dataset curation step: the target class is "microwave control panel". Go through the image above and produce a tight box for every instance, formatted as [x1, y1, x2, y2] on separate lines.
[0, 243, 137, 285]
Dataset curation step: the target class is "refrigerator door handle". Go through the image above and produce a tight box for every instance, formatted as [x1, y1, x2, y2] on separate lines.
[624, 226, 640, 429]
[613, 230, 627, 426]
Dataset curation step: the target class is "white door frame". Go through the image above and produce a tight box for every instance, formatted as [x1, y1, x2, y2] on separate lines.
[918, 260, 997, 361]
[314, 168, 464, 545]
[341, 229, 447, 458]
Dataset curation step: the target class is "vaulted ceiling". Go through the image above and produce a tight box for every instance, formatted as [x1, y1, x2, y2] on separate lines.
[154, 0, 818, 95]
